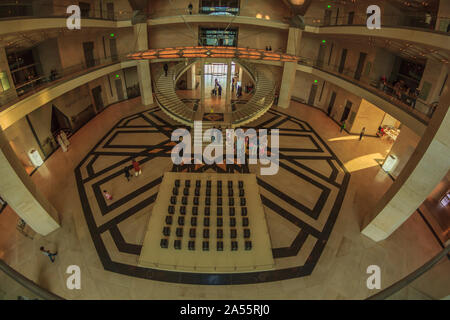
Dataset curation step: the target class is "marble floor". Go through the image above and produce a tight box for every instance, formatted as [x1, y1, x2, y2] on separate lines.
[0, 96, 448, 299]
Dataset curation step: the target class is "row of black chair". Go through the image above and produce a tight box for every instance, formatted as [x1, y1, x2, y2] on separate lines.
[165, 216, 249, 227]
[168, 205, 248, 216]
[162, 226, 251, 239]
[160, 239, 252, 251]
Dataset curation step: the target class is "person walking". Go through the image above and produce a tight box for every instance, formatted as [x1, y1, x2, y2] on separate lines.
[103, 190, 113, 201]
[124, 167, 131, 181]
[40, 247, 58, 263]
[132, 158, 142, 176]
[340, 121, 346, 133]
[163, 63, 169, 77]
[359, 127, 366, 141]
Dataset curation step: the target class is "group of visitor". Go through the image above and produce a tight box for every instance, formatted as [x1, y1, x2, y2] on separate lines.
[102, 159, 142, 202]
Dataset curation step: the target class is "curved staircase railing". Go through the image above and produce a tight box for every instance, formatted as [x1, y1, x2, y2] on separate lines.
[154, 59, 277, 128]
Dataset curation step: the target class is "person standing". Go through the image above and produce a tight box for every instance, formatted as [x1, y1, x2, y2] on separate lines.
[359, 127, 366, 141]
[40, 247, 58, 263]
[60, 130, 70, 147]
[188, 3, 193, 15]
[56, 133, 67, 152]
[124, 167, 131, 181]
[103, 190, 113, 201]
[340, 121, 346, 133]
[163, 63, 169, 77]
[132, 158, 142, 176]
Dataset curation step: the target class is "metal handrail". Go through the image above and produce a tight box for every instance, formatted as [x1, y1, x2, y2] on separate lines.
[366, 243, 450, 300]
[0, 259, 64, 300]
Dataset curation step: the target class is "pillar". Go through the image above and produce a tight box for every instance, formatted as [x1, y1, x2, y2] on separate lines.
[0, 130, 60, 236]
[200, 59, 205, 105]
[186, 64, 196, 90]
[278, 27, 302, 109]
[225, 60, 232, 106]
[134, 23, 153, 106]
[362, 69, 450, 241]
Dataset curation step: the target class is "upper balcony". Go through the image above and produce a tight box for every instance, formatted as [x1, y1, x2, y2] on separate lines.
[296, 56, 436, 136]
[147, 7, 290, 30]
[0, 2, 132, 36]
[304, 13, 450, 51]
[0, 53, 136, 130]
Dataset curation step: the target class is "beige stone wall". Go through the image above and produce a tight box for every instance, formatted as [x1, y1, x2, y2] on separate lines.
[57, 28, 134, 70]
[292, 71, 322, 105]
[3, 117, 42, 171]
[304, 0, 406, 26]
[53, 0, 130, 17]
[149, 24, 198, 48]
[238, 25, 288, 51]
[385, 125, 421, 179]
[349, 99, 385, 135]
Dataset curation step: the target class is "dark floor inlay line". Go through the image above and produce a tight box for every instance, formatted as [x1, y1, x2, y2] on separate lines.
[75, 107, 350, 285]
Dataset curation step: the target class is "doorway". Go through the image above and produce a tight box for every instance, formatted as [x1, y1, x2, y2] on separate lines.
[327, 91, 337, 115]
[338, 49, 347, 74]
[83, 42, 95, 68]
[316, 43, 326, 68]
[79, 2, 90, 18]
[354, 52, 367, 81]
[308, 83, 318, 106]
[324, 10, 332, 26]
[110, 38, 118, 61]
[340, 100, 352, 122]
[50, 105, 71, 135]
[348, 12, 355, 25]
[107, 2, 114, 20]
[91, 86, 104, 112]
[115, 78, 124, 101]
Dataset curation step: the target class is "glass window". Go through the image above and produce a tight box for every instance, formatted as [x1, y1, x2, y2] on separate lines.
[199, 28, 238, 47]
[199, 0, 240, 15]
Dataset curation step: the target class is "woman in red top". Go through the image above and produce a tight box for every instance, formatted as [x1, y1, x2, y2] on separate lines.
[132, 158, 142, 176]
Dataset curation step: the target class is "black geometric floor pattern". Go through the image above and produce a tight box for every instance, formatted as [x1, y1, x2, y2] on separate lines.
[75, 107, 350, 285]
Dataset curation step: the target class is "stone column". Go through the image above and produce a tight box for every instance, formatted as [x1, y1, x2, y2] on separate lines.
[225, 60, 232, 107]
[200, 59, 205, 105]
[0, 130, 60, 236]
[134, 23, 153, 106]
[278, 27, 302, 109]
[186, 64, 196, 90]
[362, 69, 450, 241]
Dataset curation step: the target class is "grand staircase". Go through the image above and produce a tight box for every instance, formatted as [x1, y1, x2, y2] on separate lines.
[154, 59, 276, 128]
[154, 60, 196, 126]
[231, 60, 276, 127]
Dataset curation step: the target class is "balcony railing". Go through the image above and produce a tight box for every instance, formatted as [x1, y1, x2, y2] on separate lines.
[367, 243, 449, 300]
[0, 259, 63, 300]
[0, 2, 132, 21]
[297, 57, 434, 124]
[0, 53, 133, 109]
[304, 13, 450, 34]
[147, 7, 288, 23]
